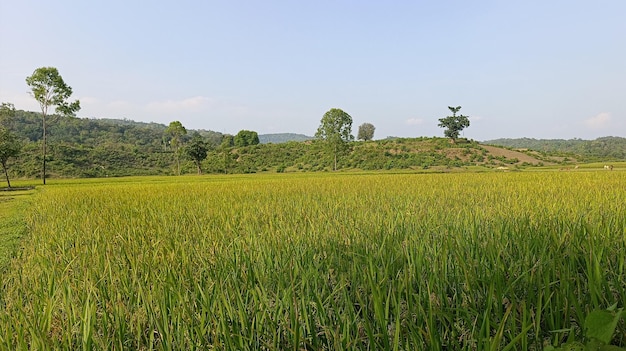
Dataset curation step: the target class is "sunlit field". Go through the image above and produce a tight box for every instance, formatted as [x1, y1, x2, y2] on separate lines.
[0, 172, 624, 350]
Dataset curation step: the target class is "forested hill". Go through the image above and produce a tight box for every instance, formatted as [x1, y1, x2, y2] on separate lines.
[2, 109, 620, 179]
[259, 133, 313, 144]
[484, 137, 626, 160]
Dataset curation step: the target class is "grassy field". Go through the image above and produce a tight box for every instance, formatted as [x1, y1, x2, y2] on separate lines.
[0, 171, 624, 350]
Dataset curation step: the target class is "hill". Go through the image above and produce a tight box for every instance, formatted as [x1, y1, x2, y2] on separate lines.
[1, 110, 608, 179]
[484, 137, 626, 161]
[259, 133, 313, 144]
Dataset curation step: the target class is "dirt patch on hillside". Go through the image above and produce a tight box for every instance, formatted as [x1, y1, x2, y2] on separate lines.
[480, 145, 547, 165]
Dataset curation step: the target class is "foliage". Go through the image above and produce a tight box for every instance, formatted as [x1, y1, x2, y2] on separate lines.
[25, 67, 81, 184]
[438, 106, 470, 143]
[0, 128, 22, 188]
[4, 109, 620, 177]
[546, 305, 625, 350]
[234, 130, 260, 147]
[165, 121, 187, 175]
[0, 172, 624, 349]
[184, 133, 210, 174]
[357, 122, 376, 141]
[0, 103, 22, 188]
[259, 133, 313, 144]
[485, 137, 626, 161]
[221, 134, 235, 148]
[0, 103, 17, 128]
[315, 108, 354, 170]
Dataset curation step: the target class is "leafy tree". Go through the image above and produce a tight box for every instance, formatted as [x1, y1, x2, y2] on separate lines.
[185, 132, 209, 174]
[26, 67, 80, 184]
[221, 134, 235, 148]
[234, 130, 260, 147]
[0, 103, 17, 129]
[0, 104, 22, 188]
[0, 128, 21, 188]
[165, 121, 187, 175]
[438, 106, 470, 143]
[357, 122, 376, 141]
[315, 108, 354, 170]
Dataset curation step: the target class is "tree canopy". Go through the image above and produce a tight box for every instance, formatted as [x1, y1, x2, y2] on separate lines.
[185, 132, 210, 174]
[357, 123, 375, 141]
[166, 121, 187, 175]
[438, 106, 470, 143]
[234, 130, 260, 147]
[315, 108, 354, 170]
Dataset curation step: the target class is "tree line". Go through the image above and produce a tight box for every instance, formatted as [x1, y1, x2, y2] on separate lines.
[1, 66, 475, 186]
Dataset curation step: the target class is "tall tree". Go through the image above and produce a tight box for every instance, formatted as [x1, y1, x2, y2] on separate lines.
[0, 127, 21, 188]
[438, 106, 470, 143]
[357, 122, 376, 141]
[165, 121, 187, 175]
[26, 67, 80, 184]
[185, 132, 210, 174]
[0, 104, 21, 188]
[315, 108, 354, 171]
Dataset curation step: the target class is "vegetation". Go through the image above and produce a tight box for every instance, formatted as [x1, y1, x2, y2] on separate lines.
[234, 130, 260, 147]
[0, 172, 624, 349]
[185, 132, 210, 174]
[25, 67, 81, 184]
[0, 107, 621, 181]
[0, 104, 21, 188]
[484, 136, 626, 161]
[438, 106, 470, 143]
[357, 123, 376, 141]
[165, 121, 187, 175]
[0, 128, 21, 188]
[259, 133, 312, 144]
[315, 108, 354, 171]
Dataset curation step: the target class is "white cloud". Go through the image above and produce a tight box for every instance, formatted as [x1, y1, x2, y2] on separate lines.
[406, 118, 424, 125]
[584, 112, 611, 129]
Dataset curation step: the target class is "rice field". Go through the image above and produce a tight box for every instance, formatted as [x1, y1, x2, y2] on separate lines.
[0, 171, 624, 350]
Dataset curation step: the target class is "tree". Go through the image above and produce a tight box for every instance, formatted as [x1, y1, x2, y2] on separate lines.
[438, 106, 470, 143]
[0, 104, 21, 188]
[26, 67, 80, 184]
[315, 108, 354, 171]
[234, 130, 260, 147]
[165, 121, 187, 175]
[185, 132, 209, 174]
[357, 122, 375, 141]
[221, 134, 234, 148]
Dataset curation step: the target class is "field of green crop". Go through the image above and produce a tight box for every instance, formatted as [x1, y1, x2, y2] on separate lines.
[0, 172, 624, 350]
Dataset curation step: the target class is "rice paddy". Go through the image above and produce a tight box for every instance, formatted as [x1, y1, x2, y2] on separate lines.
[0, 171, 624, 350]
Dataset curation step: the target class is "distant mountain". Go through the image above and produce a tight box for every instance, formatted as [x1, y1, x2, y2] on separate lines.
[483, 136, 626, 160]
[259, 133, 313, 144]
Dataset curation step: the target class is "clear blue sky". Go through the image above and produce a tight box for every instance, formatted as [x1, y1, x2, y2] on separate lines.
[1, 0, 624, 140]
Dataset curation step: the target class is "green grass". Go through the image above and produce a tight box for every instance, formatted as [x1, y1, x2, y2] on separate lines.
[0, 171, 624, 350]
[0, 182, 36, 273]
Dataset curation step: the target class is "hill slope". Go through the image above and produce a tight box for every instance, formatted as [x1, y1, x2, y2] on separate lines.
[484, 137, 626, 160]
[259, 133, 313, 144]
[0, 110, 594, 179]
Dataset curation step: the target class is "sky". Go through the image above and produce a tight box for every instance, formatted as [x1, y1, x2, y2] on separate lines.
[1, 0, 625, 140]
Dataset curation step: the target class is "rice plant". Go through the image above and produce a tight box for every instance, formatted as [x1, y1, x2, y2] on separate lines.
[0, 171, 624, 350]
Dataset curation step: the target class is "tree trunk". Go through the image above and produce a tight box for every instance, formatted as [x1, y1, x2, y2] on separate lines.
[2, 162, 10, 188]
[176, 149, 180, 175]
[333, 144, 337, 171]
[42, 114, 47, 185]
[196, 161, 202, 175]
